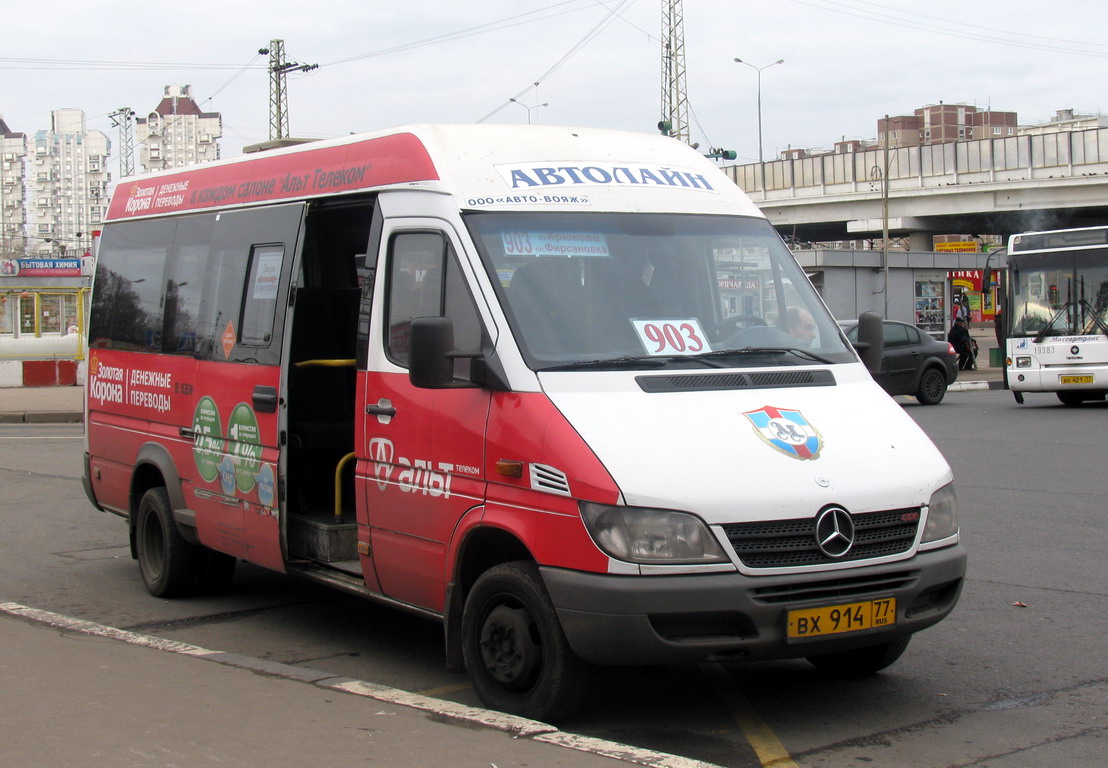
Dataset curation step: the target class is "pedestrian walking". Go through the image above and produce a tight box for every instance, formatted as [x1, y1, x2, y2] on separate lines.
[947, 317, 975, 370]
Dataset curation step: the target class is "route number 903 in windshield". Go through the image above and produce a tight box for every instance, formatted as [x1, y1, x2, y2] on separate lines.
[632, 319, 711, 356]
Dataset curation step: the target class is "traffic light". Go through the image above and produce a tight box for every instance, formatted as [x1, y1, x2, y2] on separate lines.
[705, 147, 737, 160]
[658, 120, 673, 136]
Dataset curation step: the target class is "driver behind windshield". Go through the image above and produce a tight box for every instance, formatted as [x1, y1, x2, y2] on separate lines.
[786, 305, 817, 347]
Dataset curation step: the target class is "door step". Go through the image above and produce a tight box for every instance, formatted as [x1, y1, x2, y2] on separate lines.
[288, 511, 357, 563]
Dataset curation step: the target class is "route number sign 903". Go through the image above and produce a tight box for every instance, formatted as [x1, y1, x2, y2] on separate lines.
[632, 319, 711, 356]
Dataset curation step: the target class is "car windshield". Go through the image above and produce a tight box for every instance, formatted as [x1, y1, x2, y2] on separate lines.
[464, 211, 855, 370]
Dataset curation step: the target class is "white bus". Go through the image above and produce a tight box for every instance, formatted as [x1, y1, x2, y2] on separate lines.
[1005, 226, 1108, 405]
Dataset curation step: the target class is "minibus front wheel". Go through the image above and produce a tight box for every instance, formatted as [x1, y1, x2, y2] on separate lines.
[135, 486, 200, 598]
[461, 561, 591, 722]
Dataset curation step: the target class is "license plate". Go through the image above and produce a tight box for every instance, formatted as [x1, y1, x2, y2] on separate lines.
[1059, 375, 1094, 384]
[787, 598, 896, 640]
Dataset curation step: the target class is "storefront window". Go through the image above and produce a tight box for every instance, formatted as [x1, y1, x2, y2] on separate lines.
[41, 294, 63, 333]
[19, 295, 35, 334]
[0, 296, 14, 334]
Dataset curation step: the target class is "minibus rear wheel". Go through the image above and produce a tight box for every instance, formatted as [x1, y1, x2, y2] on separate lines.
[806, 634, 911, 676]
[135, 486, 199, 598]
[461, 561, 590, 722]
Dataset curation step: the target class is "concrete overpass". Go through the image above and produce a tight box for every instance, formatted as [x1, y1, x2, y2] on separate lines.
[724, 126, 1108, 245]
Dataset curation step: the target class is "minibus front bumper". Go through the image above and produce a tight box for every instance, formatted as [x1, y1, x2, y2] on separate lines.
[541, 544, 966, 666]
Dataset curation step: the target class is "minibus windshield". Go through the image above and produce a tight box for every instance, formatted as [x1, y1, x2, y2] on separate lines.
[465, 212, 855, 370]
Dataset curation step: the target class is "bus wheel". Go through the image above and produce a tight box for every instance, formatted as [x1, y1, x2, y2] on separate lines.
[461, 561, 590, 722]
[1057, 391, 1086, 406]
[806, 634, 911, 676]
[135, 487, 198, 598]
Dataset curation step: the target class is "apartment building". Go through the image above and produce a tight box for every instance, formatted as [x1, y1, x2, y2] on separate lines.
[1, 118, 27, 259]
[135, 84, 222, 172]
[1019, 108, 1108, 136]
[25, 109, 110, 258]
[878, 103, 1017, 148]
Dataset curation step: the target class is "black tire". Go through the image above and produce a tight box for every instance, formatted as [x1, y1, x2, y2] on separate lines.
[196, 549, 237, 594]
[806, 634, 911, 676]
[1057, 391, 1085, 406]
[461, 561, 590, 722]
[135, 487, 199, 598]
[915, 367, 947, 405]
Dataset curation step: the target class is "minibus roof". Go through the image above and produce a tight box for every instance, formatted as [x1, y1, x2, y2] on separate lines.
[105, 124, 764, 222]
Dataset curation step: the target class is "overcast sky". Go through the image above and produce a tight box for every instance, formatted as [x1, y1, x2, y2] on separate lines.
[4, 0, 1107, 181]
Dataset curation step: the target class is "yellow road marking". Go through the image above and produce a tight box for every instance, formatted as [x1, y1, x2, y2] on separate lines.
[700, 663, 800, 768]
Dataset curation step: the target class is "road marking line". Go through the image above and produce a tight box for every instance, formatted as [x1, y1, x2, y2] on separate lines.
[700, 663, 800, 768]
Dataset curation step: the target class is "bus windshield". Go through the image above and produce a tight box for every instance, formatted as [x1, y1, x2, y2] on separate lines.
[1009, 248, 1108, 338]
[464, 212, 855, 370]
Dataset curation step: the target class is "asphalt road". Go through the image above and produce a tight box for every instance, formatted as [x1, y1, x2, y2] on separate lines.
[0, 388, 1104, 767]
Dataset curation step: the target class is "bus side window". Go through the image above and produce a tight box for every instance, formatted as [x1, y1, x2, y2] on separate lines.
[162, 214, 213, 356]
[385, 231, 481, 368]
[198, 204, 301, 364]
[89, 218, 174, 352]
[240, 245, 284, 345]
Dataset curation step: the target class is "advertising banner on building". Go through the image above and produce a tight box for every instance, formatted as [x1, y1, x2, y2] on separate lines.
[1, 258, 83, 277]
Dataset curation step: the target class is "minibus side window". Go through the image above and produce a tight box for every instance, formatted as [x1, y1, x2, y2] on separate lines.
[240, 244, 284, 345]
[90, 219, 174, 352]
[386, 231, 481, 368]
[198, 204, 301, 364]
[163, 214, 214, 356]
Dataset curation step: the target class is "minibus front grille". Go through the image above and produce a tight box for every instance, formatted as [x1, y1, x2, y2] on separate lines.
[636, 369, 835, 393]
[749, 570, 920, 604]
[723, 508, 921, 568]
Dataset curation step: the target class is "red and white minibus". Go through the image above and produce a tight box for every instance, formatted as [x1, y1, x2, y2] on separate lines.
[83, 124, 965, 720]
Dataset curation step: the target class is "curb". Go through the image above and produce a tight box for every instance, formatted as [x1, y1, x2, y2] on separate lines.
[0, 411, 83, 424]
[949, 379, 1004, 392]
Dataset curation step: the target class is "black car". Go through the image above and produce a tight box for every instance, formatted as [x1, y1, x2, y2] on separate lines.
[839, 319, 959, 405]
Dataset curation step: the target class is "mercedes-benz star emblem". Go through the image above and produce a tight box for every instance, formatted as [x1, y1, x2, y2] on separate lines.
[815, 507, 855, 558]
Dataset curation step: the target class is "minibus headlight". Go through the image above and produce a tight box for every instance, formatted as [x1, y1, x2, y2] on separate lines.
[922, 483, 958, 543]
[579, 502, 728, 564]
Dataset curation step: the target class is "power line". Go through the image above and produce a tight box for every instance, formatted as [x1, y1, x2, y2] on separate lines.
[0, 57, 261, 71]
[786, 0, 1108, 58]
[322, 1, 592, 67]
[477, 0, 634, 123]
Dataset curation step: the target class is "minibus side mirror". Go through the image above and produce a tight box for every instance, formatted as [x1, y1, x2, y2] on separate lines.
[854, 311, 885, 375]
[408, 316, 480, 389]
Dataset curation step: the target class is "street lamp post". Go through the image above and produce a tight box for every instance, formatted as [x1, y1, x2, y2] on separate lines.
[510, 82, 549, 124]
[509, 98, 549, 124]
[734, 57, 784, 192]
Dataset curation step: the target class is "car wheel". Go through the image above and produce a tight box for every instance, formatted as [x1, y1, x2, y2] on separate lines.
[807, 634, 911, 676]
[135, 487, 199, 598]
[1057, 391, 1086, 406]
[461, 561, 590, 722]
[915, 367, 947, 405]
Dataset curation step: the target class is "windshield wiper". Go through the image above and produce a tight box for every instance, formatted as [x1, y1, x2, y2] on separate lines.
[538, 346, 834, 371]
[1079, 299, 1108, 335]
[691, 346, 835, 364]
[539, 355, 671, 371]
[1033, 302, 1074, 344]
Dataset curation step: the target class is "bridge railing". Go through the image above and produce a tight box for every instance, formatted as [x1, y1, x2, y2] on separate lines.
[729, 127, 1108, 199]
